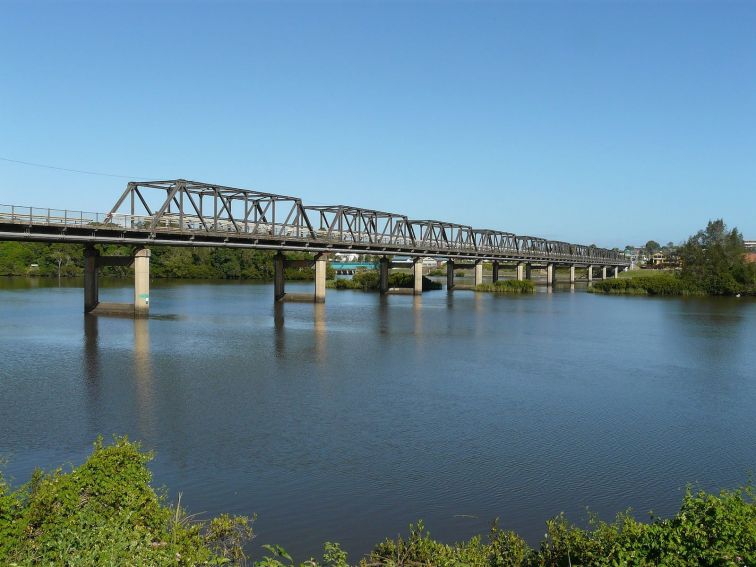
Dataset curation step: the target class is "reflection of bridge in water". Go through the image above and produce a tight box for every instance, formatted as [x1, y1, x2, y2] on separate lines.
[0, 179, 629, 316]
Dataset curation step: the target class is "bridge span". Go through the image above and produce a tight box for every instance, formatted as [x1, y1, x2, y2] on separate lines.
[0, 179, 629, 316]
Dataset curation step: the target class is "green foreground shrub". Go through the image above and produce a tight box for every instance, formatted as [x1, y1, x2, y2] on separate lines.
[475, 280, 535, 294]
[1, 439, 753, 566]
[0, 437, 252, 566]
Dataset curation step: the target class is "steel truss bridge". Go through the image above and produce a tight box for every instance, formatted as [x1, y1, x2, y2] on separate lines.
[0, 179, 627, 266]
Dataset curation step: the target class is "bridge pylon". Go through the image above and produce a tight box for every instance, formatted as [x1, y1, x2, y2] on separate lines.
[83, 246, 150, 318]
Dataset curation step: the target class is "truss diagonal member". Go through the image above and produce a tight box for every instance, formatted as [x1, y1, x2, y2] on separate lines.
[150, 180, 184, 235]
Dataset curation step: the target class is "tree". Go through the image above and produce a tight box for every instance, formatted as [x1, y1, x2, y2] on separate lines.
[678, 219, 756, 294]
[645, 240, 661, 253]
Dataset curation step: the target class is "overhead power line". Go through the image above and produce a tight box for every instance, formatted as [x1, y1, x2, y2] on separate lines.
[0, 156, 150, 180]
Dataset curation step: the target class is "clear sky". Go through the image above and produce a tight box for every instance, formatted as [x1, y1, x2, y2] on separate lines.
[1, 1, 754, 248]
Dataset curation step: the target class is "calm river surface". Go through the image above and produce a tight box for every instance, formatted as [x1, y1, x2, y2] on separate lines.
[1, 278, 754, 558]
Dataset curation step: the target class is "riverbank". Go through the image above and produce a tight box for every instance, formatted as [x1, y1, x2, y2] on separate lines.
[589, 270, 755, 297]
[588, 271, 704, 296]
[0, 438, 752, 566]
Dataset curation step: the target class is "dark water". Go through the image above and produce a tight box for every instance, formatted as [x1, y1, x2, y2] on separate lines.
[0, 277, 754, 559]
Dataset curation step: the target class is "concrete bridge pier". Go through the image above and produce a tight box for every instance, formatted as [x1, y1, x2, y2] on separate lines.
[587, 265, 594, 282]
[274, 252, 329, 302]
[379, 256, 390, 294]
[569, 265, 576, 284]
[602, 266, 608, 280]
[84, 245, 150, 317]
[516, 262, 526, 281]
[492, 261, 499, 283]
[84, 246, 99, 313]
[546, 263, 555, 286]
[474, 260, 483, 287]
[314, 253, 328, 303]
[413, 258, 423, 295]
[525, 263, 532, 280]
[614, 266, 621, 279]
[446, 260, 455, 291]
[133, 249, 151, 317]
[274, 252, 286, 301]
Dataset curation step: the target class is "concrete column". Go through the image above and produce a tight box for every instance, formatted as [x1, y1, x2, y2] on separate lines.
[587, 265, 593, 281]
[84, 246, 99, 313]
[569, 265, 576, 284]
[492, 261, 499, 283]
[614, 266, 620, 279]
[525, 264, 532, 280]
[546, 263, 555, 286]
[516, 262, 526, 281]
[379, 256, 389, 294]
[474, 261, 483, 287]
[314, 253, 328, 303]
[446, 260, 455, 291]
[274, 252, 286, 301]
[134, 248, 150, 317]
[602, 266, 608, 280]
[413, 258, 423, 295]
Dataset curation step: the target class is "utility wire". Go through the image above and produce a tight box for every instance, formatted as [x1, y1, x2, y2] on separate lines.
[0, 156, 150, 180]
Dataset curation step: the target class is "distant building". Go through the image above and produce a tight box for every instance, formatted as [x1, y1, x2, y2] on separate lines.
[624, 247, 647, 268]
[652, 252, 666, 266]
[745, 241, 755, 263]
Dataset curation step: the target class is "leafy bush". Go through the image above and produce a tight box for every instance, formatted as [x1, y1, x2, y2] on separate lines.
[678, 219, 756, 295]
[475, 280, 535, 294]
[1, 440, 753, 566]
[0, 436, 253, 566]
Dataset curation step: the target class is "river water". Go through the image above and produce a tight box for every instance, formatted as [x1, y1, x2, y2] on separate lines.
[0, 277, 754, 559]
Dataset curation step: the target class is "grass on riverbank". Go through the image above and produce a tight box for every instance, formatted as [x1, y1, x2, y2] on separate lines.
[1, 438, 753, 566]
[475, 280, 535, 294]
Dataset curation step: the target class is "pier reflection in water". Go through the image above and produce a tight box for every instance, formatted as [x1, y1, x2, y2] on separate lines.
[0, 278, 754, 559]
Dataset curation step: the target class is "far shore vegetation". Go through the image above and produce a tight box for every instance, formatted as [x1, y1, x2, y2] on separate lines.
[0, 437, 753, 566]
[591, 220, 755, 297]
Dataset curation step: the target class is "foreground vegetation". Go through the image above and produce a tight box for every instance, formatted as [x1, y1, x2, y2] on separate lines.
[1, 438, 753, 566]
[475, 280, 535, 294]
[591, 220, 755, 297]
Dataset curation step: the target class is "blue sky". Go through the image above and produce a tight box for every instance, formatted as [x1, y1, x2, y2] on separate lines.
[1, 1, 754, 248]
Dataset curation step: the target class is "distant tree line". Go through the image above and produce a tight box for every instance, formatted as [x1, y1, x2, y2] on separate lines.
[0, 241, 324, 280]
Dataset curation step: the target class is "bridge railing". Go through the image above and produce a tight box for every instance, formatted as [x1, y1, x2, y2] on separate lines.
[0, 204, 136, 229]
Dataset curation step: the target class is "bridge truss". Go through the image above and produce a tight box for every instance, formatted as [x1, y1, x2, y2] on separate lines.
[0, 179, 629, 266]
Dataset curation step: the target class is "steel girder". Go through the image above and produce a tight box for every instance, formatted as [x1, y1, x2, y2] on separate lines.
[473, 229, 518, 255]
[304, 205, 414, 247]
[107, 179, 315, 239]
[407, 220, 477, 252]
